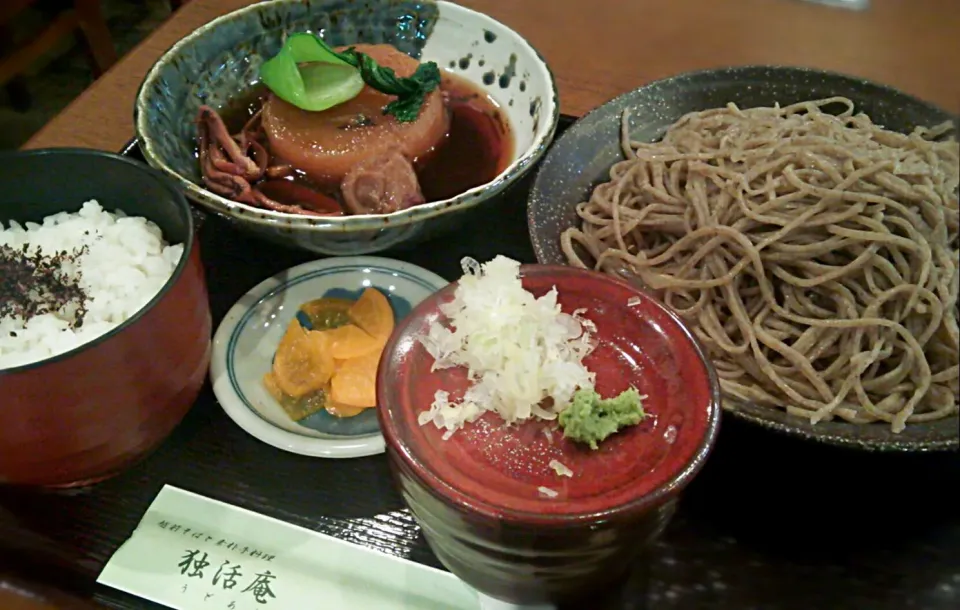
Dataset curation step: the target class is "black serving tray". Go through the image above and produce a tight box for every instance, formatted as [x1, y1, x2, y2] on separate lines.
[1, 116, 958, 610]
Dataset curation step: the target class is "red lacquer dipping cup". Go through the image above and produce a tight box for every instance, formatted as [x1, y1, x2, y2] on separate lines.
[377, 264, 722, 605]
[0, 149, 212, 488]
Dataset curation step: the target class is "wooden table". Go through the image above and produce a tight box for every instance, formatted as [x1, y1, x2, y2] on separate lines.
[22, 0, 960, 152]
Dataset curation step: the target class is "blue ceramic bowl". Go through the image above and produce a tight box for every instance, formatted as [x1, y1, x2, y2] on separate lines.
[135, 0, 558, 256]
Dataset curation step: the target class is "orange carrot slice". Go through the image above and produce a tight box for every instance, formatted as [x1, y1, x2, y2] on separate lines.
[347, 287, 395, 341]
[329, 349, 381, 408]
[272, 322, 335, 398]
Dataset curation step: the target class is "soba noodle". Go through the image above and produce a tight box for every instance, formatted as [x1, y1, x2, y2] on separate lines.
[561, 97, 960, 432]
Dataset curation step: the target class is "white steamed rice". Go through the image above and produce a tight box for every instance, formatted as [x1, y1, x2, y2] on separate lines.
[0, 200, 184, 369]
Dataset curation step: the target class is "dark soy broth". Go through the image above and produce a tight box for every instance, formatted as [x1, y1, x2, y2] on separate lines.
[217, 71, 514, 211]
[420, 73, 513, 201]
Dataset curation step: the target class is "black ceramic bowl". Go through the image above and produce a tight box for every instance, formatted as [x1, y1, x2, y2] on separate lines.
[527, 66, 959, 452]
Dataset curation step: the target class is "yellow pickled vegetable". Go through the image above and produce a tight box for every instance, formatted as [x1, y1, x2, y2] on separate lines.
[271, 322, 335, 398]
[347, 287, 395, 341]
[330, 349, 381, 407]
[320, 323, 380, 359]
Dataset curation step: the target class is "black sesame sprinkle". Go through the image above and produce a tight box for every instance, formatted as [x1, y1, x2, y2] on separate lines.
[0, 244, 90, 328]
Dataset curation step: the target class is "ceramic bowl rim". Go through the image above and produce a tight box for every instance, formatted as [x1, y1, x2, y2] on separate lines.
[377, 263, 723, 527]
[526, 64, 960, 452]
[0, 148, 196, 376]
[134, 0, 560, 233]
[210, 255, 449, 459]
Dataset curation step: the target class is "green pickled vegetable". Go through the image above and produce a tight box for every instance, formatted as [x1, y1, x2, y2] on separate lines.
[259, 33, 441, 122]
[559, 387, 647, 450]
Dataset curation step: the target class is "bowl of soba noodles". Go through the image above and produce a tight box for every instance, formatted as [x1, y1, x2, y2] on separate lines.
[527, 66, 959, 451]
[134, 0, 557, 256]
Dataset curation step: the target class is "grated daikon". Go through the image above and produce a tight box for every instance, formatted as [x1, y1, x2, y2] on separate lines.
[549, 459, 574, 478]
[416, 256, 596, 438]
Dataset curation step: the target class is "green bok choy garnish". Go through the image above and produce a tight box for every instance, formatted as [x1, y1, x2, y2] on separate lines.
[259, 33, 441, 122]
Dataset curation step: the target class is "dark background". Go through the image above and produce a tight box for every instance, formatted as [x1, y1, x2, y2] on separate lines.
[0, 0, 172, 150]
